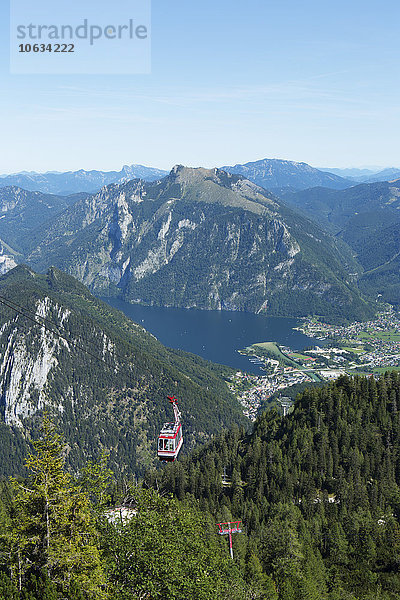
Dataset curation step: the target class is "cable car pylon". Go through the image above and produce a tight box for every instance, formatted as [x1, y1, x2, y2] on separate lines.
[217, 521, 243, 559]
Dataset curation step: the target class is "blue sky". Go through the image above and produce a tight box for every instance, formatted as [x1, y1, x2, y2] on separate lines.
[1, 0, 399, 173]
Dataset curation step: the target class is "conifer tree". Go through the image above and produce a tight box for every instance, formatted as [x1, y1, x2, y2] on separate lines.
[8, 414, 107, 599]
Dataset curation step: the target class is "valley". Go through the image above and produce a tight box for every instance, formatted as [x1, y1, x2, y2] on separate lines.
[280, 178, 400, 306]
[297, 308, 400, 372]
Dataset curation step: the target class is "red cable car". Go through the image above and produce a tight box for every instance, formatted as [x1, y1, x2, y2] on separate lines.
[158, 396, 183, 462]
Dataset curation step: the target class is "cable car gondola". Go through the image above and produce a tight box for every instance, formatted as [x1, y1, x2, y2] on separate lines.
[157, 396, 183, 462]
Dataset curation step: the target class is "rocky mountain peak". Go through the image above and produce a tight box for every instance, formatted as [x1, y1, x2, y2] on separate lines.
[169, 164, 239, 184]
[169, 164, 220, 183]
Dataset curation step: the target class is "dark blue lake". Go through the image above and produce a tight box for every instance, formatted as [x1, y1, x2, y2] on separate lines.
[102, 299, 318, 375]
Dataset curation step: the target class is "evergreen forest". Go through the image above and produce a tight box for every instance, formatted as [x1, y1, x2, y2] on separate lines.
[0, 374, 399, 598]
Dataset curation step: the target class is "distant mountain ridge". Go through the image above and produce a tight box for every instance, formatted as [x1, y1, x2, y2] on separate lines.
[364, 167, 400, 183]
[321, 166, 400, 183]
[0, 164, 168, 195]
[18, 165, 372, 321]
[221, 158, 353, 192]
[3, 160, 399, 197]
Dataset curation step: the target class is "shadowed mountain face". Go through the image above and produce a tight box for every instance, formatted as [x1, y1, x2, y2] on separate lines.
[20, 165, 372, 321]
[0, 265, 246, 476]
[221, 158, 353, 193]
[0, 186, 89, 275]
[281, 179, 400, 305]
[0, 164, 168, 195]
[0, 186, 86, 253]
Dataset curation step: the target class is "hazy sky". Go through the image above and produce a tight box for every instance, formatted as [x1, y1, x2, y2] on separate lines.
[1, 0, 399, 173]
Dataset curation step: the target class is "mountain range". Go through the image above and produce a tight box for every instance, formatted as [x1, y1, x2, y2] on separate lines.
[0, 186, 86, 253]
[0, 164, 167, 195]
[364, 167, 400, 183]
[3, 158, 400, 318]
[4, 164, 370, 321]
[324, 166, 400, 183]
[3, 159, 399, 200]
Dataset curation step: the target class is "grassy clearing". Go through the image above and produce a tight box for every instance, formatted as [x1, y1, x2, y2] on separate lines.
[288, 352, 316, 361]
[357, 330, 400, 342]
[252, 341, 284, 357]
[245, 342, 300, 368]
[341, 346, 365, 354]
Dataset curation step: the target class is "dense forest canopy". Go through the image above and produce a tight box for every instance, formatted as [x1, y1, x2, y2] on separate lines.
[0, 415, 251, 599]
[1, 373, 400, 598]
[151, 373, 400, 600]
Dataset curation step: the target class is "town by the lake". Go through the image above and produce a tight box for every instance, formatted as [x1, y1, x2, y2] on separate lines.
[230, 307, 400, 421]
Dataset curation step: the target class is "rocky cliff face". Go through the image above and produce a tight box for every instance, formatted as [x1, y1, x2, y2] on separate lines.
[0, 299, 62, 425]
[0, 244, 17, 275]
[25, 166, 371, 320]
[0, 293, 108, 427]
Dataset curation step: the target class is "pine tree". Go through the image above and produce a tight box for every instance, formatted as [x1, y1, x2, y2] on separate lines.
[8, 414, 107, 598]
[0, 572, 19, 599]
[244, 548, 278, 599]
[20, 572, 58, 600]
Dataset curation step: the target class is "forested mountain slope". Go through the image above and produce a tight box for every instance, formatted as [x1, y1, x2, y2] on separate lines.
[155, 373, 400, 600]
[280, 180, 400, 237]
[0, 265, 246, 477]
[0, 420, 255, 600]
[0, 186, 86, 253]
[281, 179, 400, 305]
[23, 165, 372, 321]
